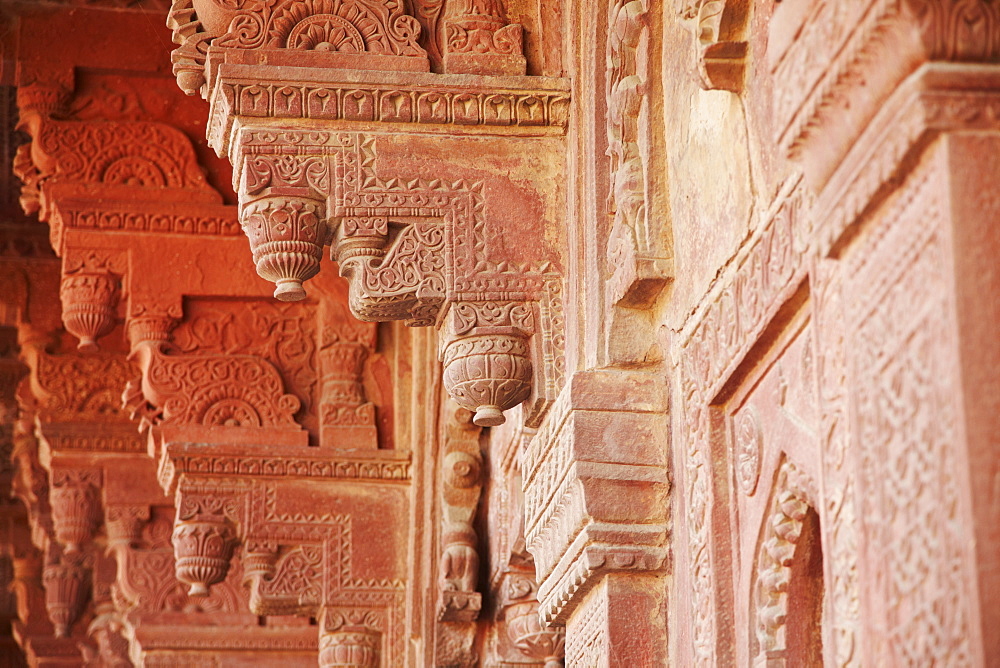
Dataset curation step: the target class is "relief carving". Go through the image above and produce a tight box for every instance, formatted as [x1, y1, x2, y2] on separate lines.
[437, 401, 483, 622]
[677, 0, 749, 92]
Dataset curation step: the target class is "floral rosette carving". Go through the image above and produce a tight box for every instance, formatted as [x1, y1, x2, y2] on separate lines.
[442, 333, 531, 427]
[241, 196, 331, 301]
[59, 271, 121, 352]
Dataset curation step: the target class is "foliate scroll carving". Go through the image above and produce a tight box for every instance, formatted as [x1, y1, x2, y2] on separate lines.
[130, 343, 301, 429]
[245, 545, 322, 615]
[677, 0, 749, 92]
[20, 116, 211, 194]
[27, 351, 136, 423]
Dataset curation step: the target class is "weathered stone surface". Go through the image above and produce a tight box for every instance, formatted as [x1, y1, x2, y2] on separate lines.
[1, 0, 999, 666]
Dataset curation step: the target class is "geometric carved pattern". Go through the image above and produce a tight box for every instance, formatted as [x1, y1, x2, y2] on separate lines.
[845, 148, 972, 665]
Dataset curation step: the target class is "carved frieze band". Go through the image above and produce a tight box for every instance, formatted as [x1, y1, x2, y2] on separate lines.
[208, 71, 570, 153]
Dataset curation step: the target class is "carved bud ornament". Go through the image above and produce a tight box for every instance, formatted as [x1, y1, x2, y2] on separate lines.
[241, 195, 331, 302]
[169, 0, 568, 428]
[59, 271, 121, 351]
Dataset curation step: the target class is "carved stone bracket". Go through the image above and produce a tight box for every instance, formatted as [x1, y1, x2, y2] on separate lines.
[171, 0, 569, 427]
[677, 0, 749, 92]
[155, 463, 411, 664]
[224, 128, 566, 427]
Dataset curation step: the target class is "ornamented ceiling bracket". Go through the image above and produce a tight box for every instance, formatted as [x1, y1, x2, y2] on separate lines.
[168, 0, 569, 428]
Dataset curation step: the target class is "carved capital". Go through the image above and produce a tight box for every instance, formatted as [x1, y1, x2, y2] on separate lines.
[42, 552, 90, 638]
[59, 271, 121, 352]
[48, 469, 102, 554]
[130, 342, 302, 431]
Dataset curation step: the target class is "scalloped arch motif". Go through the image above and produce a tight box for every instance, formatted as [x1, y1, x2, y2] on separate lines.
[752, 459, 819, 665]
[215, 0, 427, 57]
[140, 345, 301, 428]
[34, 119, 210, 191]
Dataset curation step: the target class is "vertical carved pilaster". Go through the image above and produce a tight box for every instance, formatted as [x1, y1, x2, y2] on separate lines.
[437, 401, 483, 622]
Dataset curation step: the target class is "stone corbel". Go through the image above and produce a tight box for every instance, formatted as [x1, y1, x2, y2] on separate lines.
[158, 457, 410, 663]
[677, 0, 749, 93]
[171, 0, 570, 428]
